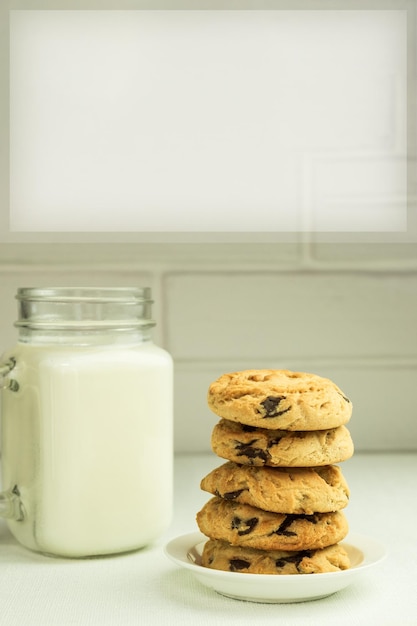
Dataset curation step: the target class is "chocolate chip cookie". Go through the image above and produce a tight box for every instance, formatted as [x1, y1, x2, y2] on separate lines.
[201, 539, 350, 574]
[211, 419, 354, 467]
[200, 462, 350, 515]
[196, 497, 349, 551]
[207, 370, 352, 431]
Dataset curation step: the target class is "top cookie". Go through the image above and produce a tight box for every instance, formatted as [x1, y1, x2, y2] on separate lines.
[207, 369, 352, 431]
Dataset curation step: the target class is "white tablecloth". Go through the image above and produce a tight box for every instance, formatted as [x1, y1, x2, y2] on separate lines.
[1, 452, 416, 626]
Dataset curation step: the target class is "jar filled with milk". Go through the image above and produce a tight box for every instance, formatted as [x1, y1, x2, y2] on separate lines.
[0, 287, 173, 557]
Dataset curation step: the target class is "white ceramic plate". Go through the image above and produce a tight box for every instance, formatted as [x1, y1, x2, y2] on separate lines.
[164, 531, 386, 603]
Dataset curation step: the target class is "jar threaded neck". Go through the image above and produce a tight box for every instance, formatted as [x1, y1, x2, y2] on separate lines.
[15, 287, 155, 333]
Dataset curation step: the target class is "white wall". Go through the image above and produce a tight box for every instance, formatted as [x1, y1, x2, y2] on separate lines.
[1, 242, 416, 453]
[1, 3, 416, 453]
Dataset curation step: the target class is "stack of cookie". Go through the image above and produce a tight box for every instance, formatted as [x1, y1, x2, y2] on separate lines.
[196, 369, 354, 575]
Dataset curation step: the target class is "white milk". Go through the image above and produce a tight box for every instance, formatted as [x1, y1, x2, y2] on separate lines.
[1, 341, 173, 557]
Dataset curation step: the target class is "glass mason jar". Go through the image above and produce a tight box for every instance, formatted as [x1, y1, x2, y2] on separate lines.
[0, 287, 173, 557]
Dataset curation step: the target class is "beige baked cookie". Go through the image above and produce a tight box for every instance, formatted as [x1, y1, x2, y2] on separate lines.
[201, 539, 350, 574]
[196, 497, 349, 551]
[207, 370, 352, 431]
[200, 462, 350, 515]
[211, 419, 354, 467]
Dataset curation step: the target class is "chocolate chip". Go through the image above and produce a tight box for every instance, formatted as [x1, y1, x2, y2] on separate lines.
[235, 441, 269, 464]
[274, 515, 298, 537]
[229, 559, 250, 571]
[231, 516, 259, 536]
[240, 518, 258, 535]
[270, 514, 319, 537]
[275, 550, 314, 571]
[223, 489, 247, 500]
[260, 396, 291, 418]
[267, 436, 284, 448]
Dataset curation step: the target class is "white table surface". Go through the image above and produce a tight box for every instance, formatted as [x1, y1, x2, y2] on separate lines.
[1, 452, 416, 626]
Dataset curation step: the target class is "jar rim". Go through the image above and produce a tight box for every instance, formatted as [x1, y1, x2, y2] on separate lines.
[16, 287, 152, 304]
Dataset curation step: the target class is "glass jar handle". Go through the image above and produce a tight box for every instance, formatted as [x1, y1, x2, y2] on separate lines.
[0, 358, 19, 391]
[0, 357, 24, 521]
[0, 486, 24, 520]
